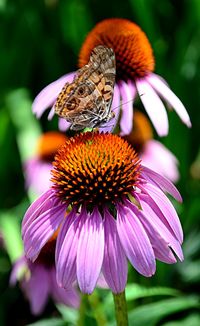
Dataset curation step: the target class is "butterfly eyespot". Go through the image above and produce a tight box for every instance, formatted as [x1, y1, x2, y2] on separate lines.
[76, 85, 88, 97]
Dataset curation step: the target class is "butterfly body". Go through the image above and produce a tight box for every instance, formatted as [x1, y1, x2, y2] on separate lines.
[55, 45, 116, 130]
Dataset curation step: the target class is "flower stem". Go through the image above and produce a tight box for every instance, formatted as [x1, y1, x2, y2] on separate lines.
[77, 293, 88, 326]
[113, 291, 129, 326]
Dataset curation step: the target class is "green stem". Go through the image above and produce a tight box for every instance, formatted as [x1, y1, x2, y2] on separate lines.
[77, 293, 88, 326]
[113, 291, 129, 326]
[88, 291, 107, 326]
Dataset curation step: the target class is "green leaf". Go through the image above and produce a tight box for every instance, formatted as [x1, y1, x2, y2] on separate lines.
[125, 284, 180, 300]
[0, 211, 23, 262]
[5, 88, 41, 161]
[128, 296, 200, 326]
[162, 313, 200, 326]
[27, 318, 66, 326]
[56, 304, 78, 324]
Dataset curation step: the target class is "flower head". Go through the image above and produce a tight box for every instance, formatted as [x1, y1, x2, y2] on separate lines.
[32, 18, 191, 136]
[22, 132, 184, 294]
[123, 111, 179, 182]
[10, 232, 79, 315]
[25, 132, 67, 195]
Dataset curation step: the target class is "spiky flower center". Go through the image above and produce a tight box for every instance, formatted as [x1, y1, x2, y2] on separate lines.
[78, 18, 155, 80]
[37, 132, 67, 161]
[51, 132, 141, 206]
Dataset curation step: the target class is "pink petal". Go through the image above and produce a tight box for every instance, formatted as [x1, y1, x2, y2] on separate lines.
[50, 268, 80, 308]
[58, 118, 71, 132]
[135, 78, 168, 136]
[116, 203, 156, 277]
[147, 73, 191, 127]
[23, 204, 65, 261]
[102, 209, 127, 293]
[141, 182, 183, 243]
[125, 199, 183, 262]
[56, 209, 83, 289]
[24, 158, 53, 195]
[22, 189, 56, 235]
[141, 140, 179, 183]
[141, 165, 182, 202]
[10, 256, 27, 286]
[118, 80, 135, 136]
[32, 72, 75, 118]
[22, 264, 50, 315]
[77, 207, 104, 294]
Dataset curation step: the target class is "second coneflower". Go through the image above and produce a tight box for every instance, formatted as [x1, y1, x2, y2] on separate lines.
[22, 132, 183, 294]
[32, 18, 191, 135]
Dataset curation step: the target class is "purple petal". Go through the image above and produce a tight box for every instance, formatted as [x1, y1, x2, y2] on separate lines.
[99, 84, 121, 133]
[77, 207, 104, 294]
[102, 208, 127, 293]
[50, 268, 80, 308]
[118, 80, 135, 136]
[141, 182, 183, 243]
[10, 256, 27, 286]
[32, 72, 75, 118]
[24, 158, 53, 196]
[23, 204, 65, 261]
[141, 140, 179, 183]
[22, 264, 50, 315]
[22, 189, 56, 235]
[56, 208, 83, 289]
[135, 78, 168, 136]
[58, 118, 71, 132]
[116, 203, 156, 277]
[147, 73, 191, 127]
[125, 199, 183, 262]
[141, 165, 182, 202]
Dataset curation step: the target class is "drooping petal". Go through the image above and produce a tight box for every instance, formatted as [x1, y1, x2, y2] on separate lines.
[58, 118, 71, 132]
[141, 140, 179, 183]
[141, 182, 183, 243]
[118, 80, 135, 136]
[22, 265, 50, 315]
[100, 84, 121, 133]
[50, 268, 80, 308]
[116, 203, 156, 277]
[77, 207, 104, 294]
[23, 204, 65, 261]
[22, 189, 56, 235]
[56, 208, 83, 289]
[32, 73, 75, 118]
[102, 209, 127, 293]
[147, 73, 191, 127]
[141, 165, 182, 202]
[125, 198, 183, 262]
[135, 78, 168, 136]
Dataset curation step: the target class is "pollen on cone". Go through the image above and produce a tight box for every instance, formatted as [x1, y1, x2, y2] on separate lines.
[79, 18, 155, 80]
[51, 132, 141, 205]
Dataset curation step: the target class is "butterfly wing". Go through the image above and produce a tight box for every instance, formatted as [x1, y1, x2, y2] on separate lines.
[54, 45, 116, 129]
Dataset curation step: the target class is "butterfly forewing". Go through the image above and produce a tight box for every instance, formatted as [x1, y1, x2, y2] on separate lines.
[54, 45, 116, 130]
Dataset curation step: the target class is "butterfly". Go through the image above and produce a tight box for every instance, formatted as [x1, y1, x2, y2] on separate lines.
[54, 45, 116, 131]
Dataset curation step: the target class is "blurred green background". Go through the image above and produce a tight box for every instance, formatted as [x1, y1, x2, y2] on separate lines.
[0, 0, 200, 325]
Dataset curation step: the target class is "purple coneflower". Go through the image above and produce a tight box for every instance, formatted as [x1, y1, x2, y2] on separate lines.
[11, 232, 79, 315]
[123, 110, 179, 182]
[32, 18, 191, 135]
[25, 132, 67, 195]
[22, 132, 184, 295]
